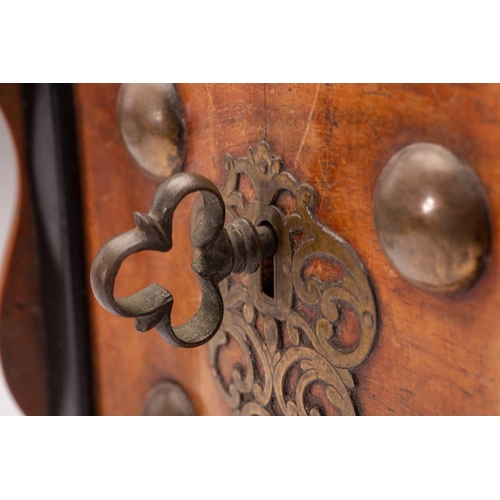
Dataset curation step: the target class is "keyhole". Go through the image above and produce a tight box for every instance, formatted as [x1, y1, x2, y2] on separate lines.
[259, 222, 276, 299]
[261, 255, 275, 299]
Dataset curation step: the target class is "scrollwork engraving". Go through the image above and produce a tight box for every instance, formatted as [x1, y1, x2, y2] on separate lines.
[207, 142, 378, 415]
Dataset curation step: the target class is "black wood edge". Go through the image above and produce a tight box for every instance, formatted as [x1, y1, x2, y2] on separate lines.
[21, 83, 94, 415]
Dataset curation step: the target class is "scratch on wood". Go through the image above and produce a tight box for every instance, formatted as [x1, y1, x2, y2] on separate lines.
[263, 83, 267, 141]
[367, 394, 396, 414]
[210, 154, 218, 176]
[294, 83, 321, 168]
[458, 386, 473, 398]
[432, 86, 459, 107]
[205, 83, 221, 127]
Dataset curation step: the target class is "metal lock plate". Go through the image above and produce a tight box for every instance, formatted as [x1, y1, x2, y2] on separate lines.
[204, 142, 378, 416]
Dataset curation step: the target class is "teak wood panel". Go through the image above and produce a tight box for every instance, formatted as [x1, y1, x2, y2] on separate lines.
[74, 83, 500, 415]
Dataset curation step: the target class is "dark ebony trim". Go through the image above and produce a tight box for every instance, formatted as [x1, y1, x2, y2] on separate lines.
[22, 84, 94, 415]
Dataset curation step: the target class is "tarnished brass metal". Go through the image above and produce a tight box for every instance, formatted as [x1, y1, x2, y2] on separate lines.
[90, 171, 277, 347]
[91, 141, 378, 414]
[374, 143, 491, 293]
[117, 83, 186, 180]
[206, 143, 378, 416]
[142, 380, 195, 416]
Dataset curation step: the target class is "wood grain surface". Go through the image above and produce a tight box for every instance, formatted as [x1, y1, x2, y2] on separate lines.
[0, 84, 49, 415]
[74, 84, 500, 415]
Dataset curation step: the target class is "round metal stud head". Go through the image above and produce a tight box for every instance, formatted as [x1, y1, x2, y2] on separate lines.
[142, 381, 195, 416]
[374, 143, 492, 294]
[117, 83, 186, 180]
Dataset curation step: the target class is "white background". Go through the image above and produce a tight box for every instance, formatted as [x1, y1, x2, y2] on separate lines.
[0, 109, 23, 415]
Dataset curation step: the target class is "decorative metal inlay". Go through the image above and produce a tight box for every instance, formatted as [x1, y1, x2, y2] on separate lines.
[207, 142, 378, 416]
